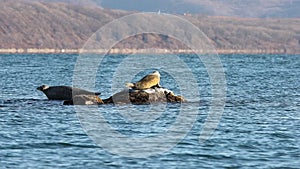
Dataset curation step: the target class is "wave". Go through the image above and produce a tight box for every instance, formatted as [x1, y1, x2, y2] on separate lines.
[0, 98, 63, 108]
[0, 142, 98, 150]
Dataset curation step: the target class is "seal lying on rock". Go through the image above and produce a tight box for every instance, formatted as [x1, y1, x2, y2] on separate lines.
[37, 85, 101, 100]
[126, 71, 161, 90]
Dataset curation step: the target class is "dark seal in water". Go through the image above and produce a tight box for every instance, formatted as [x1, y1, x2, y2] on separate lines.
[37, 85, 101, 100]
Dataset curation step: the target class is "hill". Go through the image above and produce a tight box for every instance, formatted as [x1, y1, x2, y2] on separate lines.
[0, 0, 299, 54]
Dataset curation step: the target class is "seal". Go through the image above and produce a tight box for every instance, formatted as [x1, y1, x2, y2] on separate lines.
[126, 71, 161, 90]
[37, 85, 101, 100]
[63, 95, 104, 105]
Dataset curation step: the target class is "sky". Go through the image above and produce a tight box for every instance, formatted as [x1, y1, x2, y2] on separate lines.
[41, 0, 300, 18]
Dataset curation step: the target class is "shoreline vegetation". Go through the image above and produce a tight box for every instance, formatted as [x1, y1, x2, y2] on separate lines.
[0, 48, 293, 54]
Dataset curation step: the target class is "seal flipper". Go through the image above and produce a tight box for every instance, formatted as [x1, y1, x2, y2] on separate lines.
[151, 83, 162, 89]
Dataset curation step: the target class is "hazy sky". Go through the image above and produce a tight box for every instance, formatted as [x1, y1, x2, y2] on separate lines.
[40, 0, 300, 18]
[96, 0, 300, 17]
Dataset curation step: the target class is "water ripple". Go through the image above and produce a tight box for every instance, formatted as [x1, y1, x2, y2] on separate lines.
[0, 54, 299, 168]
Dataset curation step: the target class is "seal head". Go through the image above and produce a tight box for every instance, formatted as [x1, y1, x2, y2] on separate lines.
[37, 85, 50, 91]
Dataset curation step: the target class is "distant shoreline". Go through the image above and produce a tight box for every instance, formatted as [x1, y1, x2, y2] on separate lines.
[0, 48, 297, 54]
[1, 1, 300, 56]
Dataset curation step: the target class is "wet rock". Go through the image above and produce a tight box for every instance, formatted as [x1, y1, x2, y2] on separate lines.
[165, 91, 185, 103]
[63, 88, 185, 105]
[103, 88, 185, 104]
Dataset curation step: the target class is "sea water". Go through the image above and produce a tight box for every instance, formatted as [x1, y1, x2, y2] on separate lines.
[0, 54, 299, 168]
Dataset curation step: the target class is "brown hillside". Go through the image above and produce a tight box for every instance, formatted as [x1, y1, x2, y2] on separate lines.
[0, 0, 299, 53]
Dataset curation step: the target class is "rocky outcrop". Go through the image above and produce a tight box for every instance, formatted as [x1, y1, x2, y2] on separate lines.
[64, 88, 185, 105]
[103, 88, 185, 105]
[103, 88, 185, 104]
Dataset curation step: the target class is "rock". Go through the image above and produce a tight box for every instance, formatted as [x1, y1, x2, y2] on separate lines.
[63, 87, 185, 105]
[165, 91, 186, 103]
[103, 88, 185, 104]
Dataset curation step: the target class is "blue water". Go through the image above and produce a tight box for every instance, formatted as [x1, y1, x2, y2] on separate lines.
[0, 54, 299, 168]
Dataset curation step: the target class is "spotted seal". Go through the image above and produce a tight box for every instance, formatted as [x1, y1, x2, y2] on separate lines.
[126, 71, 161, 90]
[37, 85, 101, 100]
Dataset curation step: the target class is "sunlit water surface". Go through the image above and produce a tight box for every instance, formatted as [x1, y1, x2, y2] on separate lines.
[0, 54, 299, 168]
